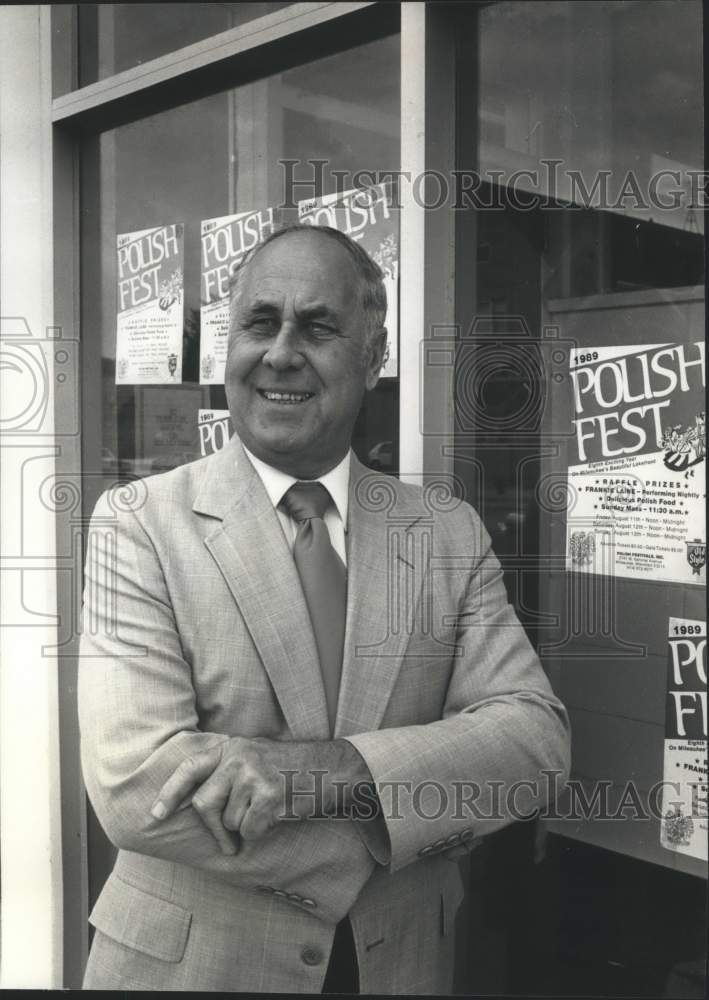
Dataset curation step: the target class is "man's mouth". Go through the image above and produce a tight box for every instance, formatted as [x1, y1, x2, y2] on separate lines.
[258, 389, 315, 404]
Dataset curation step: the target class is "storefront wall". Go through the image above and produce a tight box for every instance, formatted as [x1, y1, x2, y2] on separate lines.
[0, 1, 705, 991]
[0, 6, 64, 988]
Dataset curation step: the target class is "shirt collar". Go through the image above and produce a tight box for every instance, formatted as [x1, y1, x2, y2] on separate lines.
[242, 445, 350, 529]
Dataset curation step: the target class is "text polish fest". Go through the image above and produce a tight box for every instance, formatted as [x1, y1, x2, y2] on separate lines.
[571, 341, 705, 464]
[117, 224, 182, 311]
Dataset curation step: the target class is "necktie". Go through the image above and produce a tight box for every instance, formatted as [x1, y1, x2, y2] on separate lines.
[280, 482, 346, 733]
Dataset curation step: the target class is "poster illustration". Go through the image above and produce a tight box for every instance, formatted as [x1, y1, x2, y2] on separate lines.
[198, 409, 233, 457]
[660, 617, 707, 862]
[200, 208, 276, 384]
[566, 341, 705, 584]
[298, 183, 399, 378]
[115, 224, 184, 385]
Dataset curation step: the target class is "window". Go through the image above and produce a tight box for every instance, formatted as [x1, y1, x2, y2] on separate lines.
[75, 19, 401, 912]
[80, 32, 401, 525]
[453, 0, 705, 878]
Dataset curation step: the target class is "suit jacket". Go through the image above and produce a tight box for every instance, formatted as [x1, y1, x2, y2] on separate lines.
[78, 436, 570, 993]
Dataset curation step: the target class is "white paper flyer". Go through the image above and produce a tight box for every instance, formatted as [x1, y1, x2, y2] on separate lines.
[660, 617, 707, 862]
[115, 224, 184, 385]
[298, 183, 399, 378]
[198, 409, 233, 456]
[200, 208, 276, 384]
[565, 341, 706, 584]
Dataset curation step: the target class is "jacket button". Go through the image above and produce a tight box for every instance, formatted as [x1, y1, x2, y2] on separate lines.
[301, 946, 323, 966]
[445, 833, 460, 845]
[418, 845, 433, 857]
[301, 898, 317, 909]
[461, 828, 475, 841]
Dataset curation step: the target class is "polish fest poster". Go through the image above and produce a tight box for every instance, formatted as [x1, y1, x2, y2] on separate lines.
[660, 617, 707, 862]
[565, 341, 705, 584]
[298, 183, 399, 378]
[200, 208, 276, 385]
[115, 224, 184, 385]
[198, 409, 233, 457]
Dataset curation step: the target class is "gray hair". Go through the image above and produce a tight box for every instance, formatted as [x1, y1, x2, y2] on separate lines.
[228, 223, 388, 349]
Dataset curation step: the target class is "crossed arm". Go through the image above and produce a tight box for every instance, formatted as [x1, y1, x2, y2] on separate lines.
[79, 489, 570, 917]
[149, 735, 379, 855]
[78, 492, 383, 924]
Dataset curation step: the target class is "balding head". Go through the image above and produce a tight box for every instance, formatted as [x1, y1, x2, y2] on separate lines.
[229, 224, 388, 352]
[224, 225, 388, 478]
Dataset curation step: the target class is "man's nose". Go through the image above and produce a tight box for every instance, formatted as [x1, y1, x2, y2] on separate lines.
[261, 325, 305, 371]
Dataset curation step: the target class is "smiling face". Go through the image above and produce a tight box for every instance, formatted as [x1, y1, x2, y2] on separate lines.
[225, 230, 386, 478]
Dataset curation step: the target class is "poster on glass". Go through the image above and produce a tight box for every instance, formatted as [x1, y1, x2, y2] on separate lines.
[115, 223, 185, 385]
[660, 617, 707, 863]
[298, 182, 399, 378]
[566, 341, 705, 585]
[200, 208, 276, 384]
[198, 409, 233, 456]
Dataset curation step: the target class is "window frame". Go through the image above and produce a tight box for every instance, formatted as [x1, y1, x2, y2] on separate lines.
[49, 1, 466, 985]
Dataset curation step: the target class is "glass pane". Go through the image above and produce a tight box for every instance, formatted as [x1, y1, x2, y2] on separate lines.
[75, 3, 294, 91]
[80, 34, 400, 529]
[478, 0, 703, 233]
[453, 0, 704, 647]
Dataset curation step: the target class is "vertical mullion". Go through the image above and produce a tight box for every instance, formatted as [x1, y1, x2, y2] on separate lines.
[54, 111, 89, 998]
[400, 3, 473, 484]
[51, 5, 89, 988]
[398, 2, 426, 484]
[422, 4, 465, 481]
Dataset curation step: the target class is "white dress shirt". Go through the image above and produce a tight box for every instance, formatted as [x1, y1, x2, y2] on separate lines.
[241, 445, 350, 566]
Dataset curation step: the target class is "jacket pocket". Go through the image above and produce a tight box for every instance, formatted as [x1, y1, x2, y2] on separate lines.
[89, 873, 192, 963]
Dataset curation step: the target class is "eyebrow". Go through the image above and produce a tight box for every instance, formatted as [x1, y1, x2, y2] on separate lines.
[240, 298, 280, 315]
[240, 299, 341, 324]
[293, 303, 341, 324]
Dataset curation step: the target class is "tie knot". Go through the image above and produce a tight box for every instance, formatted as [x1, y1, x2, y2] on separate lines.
[281, 481, 331, 522]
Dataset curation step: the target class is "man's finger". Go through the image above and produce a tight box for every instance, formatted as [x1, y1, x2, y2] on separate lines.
[151, 746, 223, 819]
[192, 775, 240, 855]
[240, 789, 280, 841]
[222, 784, 250, 833]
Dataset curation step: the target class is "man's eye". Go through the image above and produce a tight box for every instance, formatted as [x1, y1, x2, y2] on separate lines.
[308, 322, 335, 336]
[248, 317, 276, 333]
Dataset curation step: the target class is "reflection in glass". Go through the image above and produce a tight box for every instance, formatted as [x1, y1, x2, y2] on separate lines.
[80, 35, 400, 503]
[77, 3, 294, 89]
[454, 0, 704, 642]
[479, 0, 703, 233]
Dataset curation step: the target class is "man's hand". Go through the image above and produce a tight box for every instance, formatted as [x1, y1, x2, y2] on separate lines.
[150, 737, 375, 855]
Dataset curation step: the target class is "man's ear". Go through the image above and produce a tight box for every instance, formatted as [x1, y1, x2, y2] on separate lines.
[365, 327, 388, 390]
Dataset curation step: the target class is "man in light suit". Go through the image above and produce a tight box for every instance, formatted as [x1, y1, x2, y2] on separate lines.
[79, 225, 570, 993]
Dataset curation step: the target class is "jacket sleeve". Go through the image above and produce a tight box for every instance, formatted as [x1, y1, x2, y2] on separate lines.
[78, 489, 375, 925]
[344, 502, 571, 874]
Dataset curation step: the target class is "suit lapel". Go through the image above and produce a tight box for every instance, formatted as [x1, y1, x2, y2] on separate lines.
[195, 438, 330, 740]
[335, 458, 427, 738]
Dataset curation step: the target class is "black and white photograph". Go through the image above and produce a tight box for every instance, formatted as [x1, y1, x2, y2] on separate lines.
[0, 2, 705, 994]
